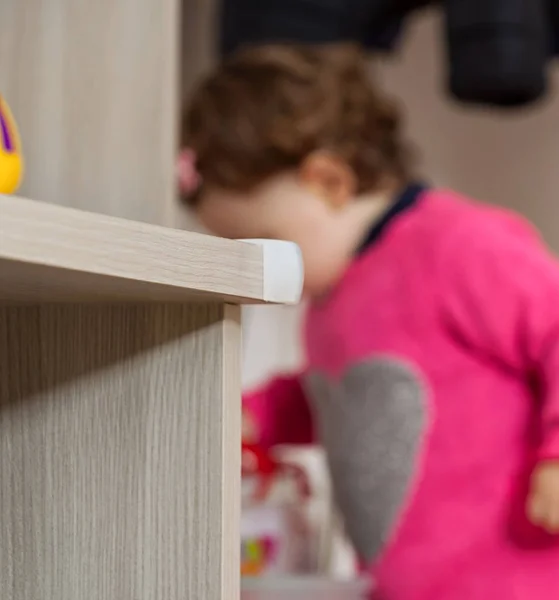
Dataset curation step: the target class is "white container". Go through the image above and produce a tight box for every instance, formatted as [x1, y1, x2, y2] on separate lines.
[241, 577, 371, 600]
[241, 445, 314, 577]
[241, 503, 311, 576]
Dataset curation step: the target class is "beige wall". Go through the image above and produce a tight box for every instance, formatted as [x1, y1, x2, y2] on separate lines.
[378, 10, 559, 249]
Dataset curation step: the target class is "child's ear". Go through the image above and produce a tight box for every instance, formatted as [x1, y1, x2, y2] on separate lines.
[176, 148, 201, 195]
[298, 151, 356, 209]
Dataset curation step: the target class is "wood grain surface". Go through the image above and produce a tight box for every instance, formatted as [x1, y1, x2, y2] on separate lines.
[0, 302, 241, 600]
[0, 195, 265, 303]
[0, 0, 180, 226]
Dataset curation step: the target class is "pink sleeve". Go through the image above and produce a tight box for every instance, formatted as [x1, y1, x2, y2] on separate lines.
[440, 218, 559, 459]
[243, 375, 314, 448]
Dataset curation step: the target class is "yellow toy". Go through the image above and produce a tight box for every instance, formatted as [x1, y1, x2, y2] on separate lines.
[0, 94, 23, 194]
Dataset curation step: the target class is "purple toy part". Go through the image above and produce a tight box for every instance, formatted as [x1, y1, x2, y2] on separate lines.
[0, 107, 14, 152]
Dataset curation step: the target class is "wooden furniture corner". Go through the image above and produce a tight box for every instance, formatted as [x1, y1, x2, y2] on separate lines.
[0, 195, 303, 600]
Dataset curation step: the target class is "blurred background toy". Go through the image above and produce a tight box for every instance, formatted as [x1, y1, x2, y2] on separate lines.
[0, 94, 24, 194]
[241, 412, 313, 578]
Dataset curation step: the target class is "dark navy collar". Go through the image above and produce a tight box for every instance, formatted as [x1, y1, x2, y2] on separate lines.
[356, 182, 428, 255]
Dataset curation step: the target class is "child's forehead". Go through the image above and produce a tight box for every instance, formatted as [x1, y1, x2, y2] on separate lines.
[200, 184, 260, 218]
[204, 175, 294, 204]
[196, 186, 270, 239]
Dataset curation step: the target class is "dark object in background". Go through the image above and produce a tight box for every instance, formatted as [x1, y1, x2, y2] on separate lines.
[218, 0, 559, 110]
[219, 0, 424, 56]
[550, 0, 559, 55]
[445, 0, 549, 108]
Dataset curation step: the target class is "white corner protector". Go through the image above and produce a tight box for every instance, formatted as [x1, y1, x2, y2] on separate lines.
[239, 239, 304, 304]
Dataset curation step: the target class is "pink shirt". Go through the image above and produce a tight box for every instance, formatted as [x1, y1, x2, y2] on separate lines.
[245, 188, 559, 599]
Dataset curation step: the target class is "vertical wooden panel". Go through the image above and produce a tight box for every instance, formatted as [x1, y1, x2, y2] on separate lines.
[221, 304, 242, 599]
[0, 303, 241, 600]
[0, 0, 180, 226]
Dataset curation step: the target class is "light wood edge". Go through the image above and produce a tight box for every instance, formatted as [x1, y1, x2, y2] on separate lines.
[0, 195, 303, 304]
[221, 305, 242, 600]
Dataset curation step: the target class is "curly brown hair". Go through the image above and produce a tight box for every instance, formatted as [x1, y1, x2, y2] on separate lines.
[182, 43, 412, 203]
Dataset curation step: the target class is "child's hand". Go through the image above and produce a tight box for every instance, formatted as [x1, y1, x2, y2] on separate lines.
[527, 461, 559, 533]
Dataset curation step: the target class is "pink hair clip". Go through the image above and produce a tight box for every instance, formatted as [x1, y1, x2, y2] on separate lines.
[176, 148, 201, 195]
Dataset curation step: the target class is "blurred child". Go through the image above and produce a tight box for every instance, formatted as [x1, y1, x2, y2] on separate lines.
[179, 44, 559, 599]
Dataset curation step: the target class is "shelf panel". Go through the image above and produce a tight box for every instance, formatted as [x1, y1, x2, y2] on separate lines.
[0, 195, 303, 304]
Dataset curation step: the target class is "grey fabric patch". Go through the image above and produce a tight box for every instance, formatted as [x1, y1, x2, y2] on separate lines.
[304, 358, 426, 562]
